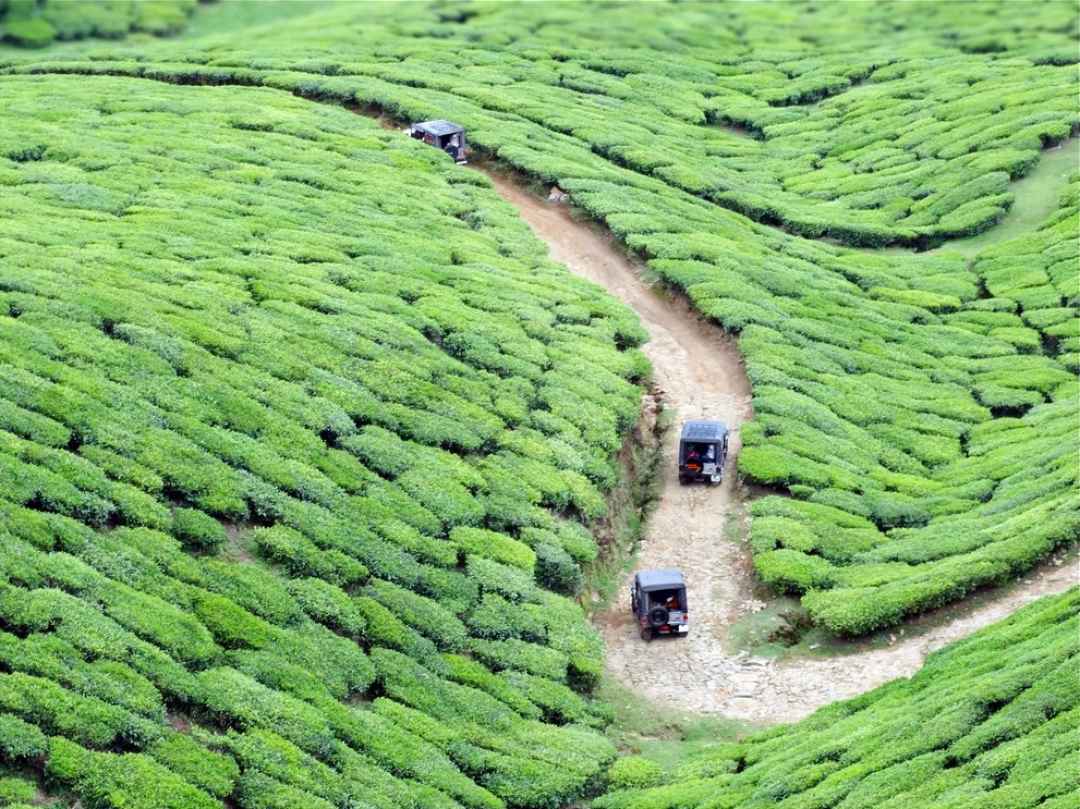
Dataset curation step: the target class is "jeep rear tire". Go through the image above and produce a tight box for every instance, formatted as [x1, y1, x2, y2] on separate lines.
[640, 626, 653, 642]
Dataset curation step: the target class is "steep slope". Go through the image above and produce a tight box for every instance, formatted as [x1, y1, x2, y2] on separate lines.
[0, 73, 649, 809]
[0, 5, 1077, 807]
[3, 0, 1074, 633]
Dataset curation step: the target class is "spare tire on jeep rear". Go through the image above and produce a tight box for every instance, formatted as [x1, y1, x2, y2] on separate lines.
[648, 606, 669, 627]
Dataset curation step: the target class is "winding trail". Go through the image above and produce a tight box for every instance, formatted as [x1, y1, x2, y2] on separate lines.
[3, 66, 1065, 723]
[291, 98, 1075, 723]
[482, 169, 1079, 725]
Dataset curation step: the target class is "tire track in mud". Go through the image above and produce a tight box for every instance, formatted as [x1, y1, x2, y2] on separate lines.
[481, 169, 1079, 725]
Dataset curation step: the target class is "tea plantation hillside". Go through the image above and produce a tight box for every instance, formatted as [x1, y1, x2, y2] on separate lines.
[0, 0, 205, 48]
[595, 588, 1080, 809]
[4, 0, 1075, 634]
[8, 0, 1075, 246]
[0, 73, 651, 809]
[0, 2, 1078, 807]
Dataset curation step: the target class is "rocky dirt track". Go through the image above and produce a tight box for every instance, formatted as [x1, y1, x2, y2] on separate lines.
[484, 170, 1078, 725]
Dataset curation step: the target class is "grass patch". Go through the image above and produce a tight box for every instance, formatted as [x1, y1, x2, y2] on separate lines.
[182, 0, 336, 39]
[724, 595, 809, 658]
[596, 675, 753, 772]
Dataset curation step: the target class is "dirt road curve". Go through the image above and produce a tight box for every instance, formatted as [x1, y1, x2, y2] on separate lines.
[483, 170, 1078, 725]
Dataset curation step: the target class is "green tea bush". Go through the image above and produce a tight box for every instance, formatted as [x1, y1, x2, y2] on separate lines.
[147, 731, 239, 799]
[370, 649, 518, 732]
[443, 653, 543, 721]
[191, 591, 275, 650]
[0, 714, 47, 762]
[352, 595, 441, 666]
[533, 540, 583, 595]
[468, 593, 547, 642]
[1, 0, 205, 45]
[500, 671, 608, 728]
[0, 630, 164, 718]
[451, 527, 537, 573]
[45, 735, 220, 809]
[251, 526, 368, 586]
[1, 4, 1078, 805]
[364, 578, 468, 651]
[607, 756, 664, 790]
[0, 773, 35, 804]
[754, 549, 836, 593]
[225, 728, 344, 805]
[196, 667, 336, 757]
[286, 577, 367, 637]
[6, 7, 1071, 639]
[467, 556, 541, 603]
[467, 638, 569, 682]
[0, 75, 638, 804]
[80, 0, 1066, 630]
[172, 507, 227, 553]
[0, 671, 152, 749]
[234, 771, 337, 809]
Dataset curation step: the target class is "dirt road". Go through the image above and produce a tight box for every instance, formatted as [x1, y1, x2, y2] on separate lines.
[482, 170, 1078, 725]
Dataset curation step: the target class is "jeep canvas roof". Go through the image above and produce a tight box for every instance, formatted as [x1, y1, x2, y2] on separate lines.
[680, 420, 728, 441]
[412, 119, 464, 137]
[636, 569, 686, 591]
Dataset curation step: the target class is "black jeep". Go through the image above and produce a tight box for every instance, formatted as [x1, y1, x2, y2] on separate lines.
[631, 569, 688, 641]
[678, 420, 728, 485]
[408, 119, 468, 163]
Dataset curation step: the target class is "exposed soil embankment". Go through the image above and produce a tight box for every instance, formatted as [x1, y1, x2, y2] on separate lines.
[482, 169, 1079, 725]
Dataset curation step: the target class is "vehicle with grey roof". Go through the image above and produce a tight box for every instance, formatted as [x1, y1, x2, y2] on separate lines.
[409, 119, 468, 163]
[678, 420, 728, 485]
[631, 569, 688, 641]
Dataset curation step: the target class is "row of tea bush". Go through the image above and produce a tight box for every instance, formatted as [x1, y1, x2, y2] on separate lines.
[0, 0, 201, 48]
[2, 0, 1075, 637]
[0, 75, 647, 808]
[51, 0, 1074, 246]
